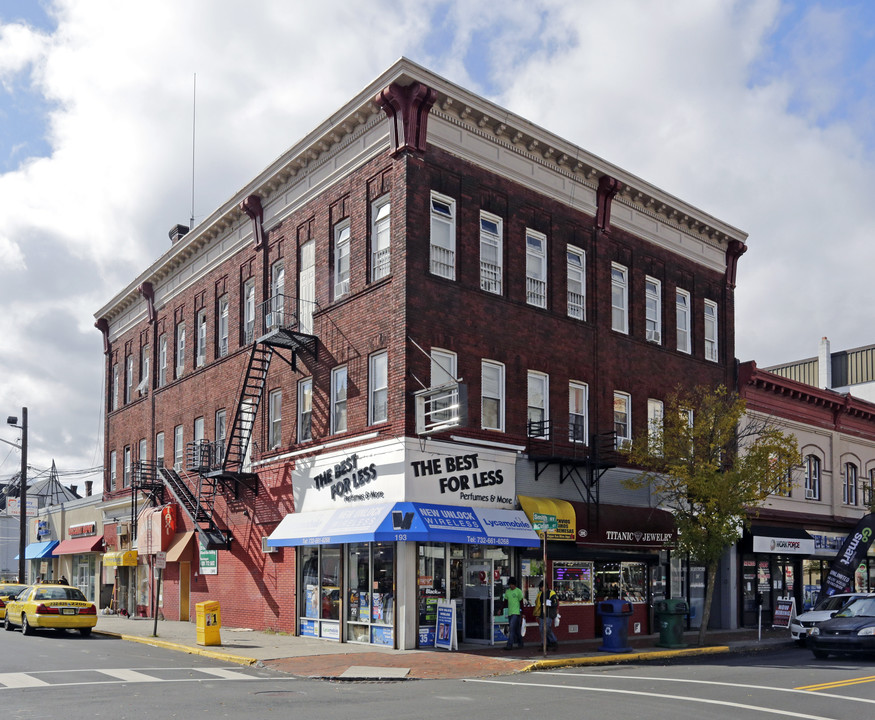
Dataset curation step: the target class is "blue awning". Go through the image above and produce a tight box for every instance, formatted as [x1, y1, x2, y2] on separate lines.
[267, 502, 540, 548]
[14, 540, 59, 560]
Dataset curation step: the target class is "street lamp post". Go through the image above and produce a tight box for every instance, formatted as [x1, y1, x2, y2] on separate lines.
[7, 408, 28, 583]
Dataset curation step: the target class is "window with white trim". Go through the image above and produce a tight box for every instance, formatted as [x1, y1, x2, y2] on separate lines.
[243, 279, 255, 344]
[527, 371, 549, 437]
[704, 299, 718, 362]
[196, 309, 207, 367]
[844, 462, 858, 505]
[526, 230, 547, 308]
[569, 381, 588, 443]
[614, 391, 631, 447]
[215, 409, 226, 463]
[109, 450, 117, 488]
[270, 260, 285, 326]
[645, 277, 661, 344]
[479, 212, 503, 294]
[804, 455, 821, 500]
[138, 346, 150, 396]
[155, 432, 164, 468]
[481, 360, 505, 431]
[334, 219, 351, 299]
[676, 289, 691, 353]
[158, 334, 167, 387]
[429, 192, 455, 279]
[138, 438, 147, 464]
[368, 351, 388, 425]
[123, 446, 131, 487]
[173, 425, 184, 471]
[175, 322, 185, 379]
[217, 295, 229, 357]
[430, 348, 457, 424]
[298, 378, 312, 442]
[268, 389, 282, 450]
[865, 469, 875, 506]
[371, 196, 391, 281]
[647, 398, 664, 451]
[611, 263, 628, 333]
[111, 364, 119, 410]
[567, 246, 586, 320]
[331, 366, 348, 434]
[125, 354, 133, 404]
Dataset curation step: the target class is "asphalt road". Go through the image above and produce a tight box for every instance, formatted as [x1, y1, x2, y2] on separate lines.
[2, 628, 874, 720]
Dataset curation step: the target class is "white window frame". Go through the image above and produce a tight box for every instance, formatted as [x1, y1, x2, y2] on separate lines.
[109, 450, 117, 488]
[569, 381, 588, 444]
[268, 389, 282, 450]
[243, 279, 255, 344]
[805, 455, 821, 500]
[175, 322, 186, 379]
[429, 192, 456, 279]
[215, 409, 226, 463]
[614, 391, 631, 447]
[479, 211, 503, 294]
[218, 295, 229, 357]
[158, 334, 167, 387]
[525, 229, 547, 309]
[138, 345, 150, 395]
[173, 425, 184, 471]
[123, 446, 131, 487]
[567, 246, 586, 320]
[371, 196, 391, 282]
[269, 260, 285, 328]
[647, 398, 664, 451]
[527, 371, 549, 438]
[704, 299, 718, 362]
[481, 360, 505, 432]
[138, 438, 147, 464]
[676, 288, 691, 354]
[112, 364, 119, 411]
[125, 354, 133, 404]
[331, 366, 348, 434]
[611, 263, 628, 334]
[155, 432, 164, 468]
[298, 378, 313, 442]
[430, 348, 458, 424]
[368, 351, 388, 425]
[645, 276, 662, 344]
[844, 462, 858, 505]
[196, 309, 207, 367]
[334, 219, 351, 299]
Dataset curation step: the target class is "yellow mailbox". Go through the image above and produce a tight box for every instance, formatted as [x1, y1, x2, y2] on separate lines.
[196, 600, 222, 646]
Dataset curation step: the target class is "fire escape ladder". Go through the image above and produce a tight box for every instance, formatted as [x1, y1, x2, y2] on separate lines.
[130, 460, 165, 542]
[157, 466, 231, 550]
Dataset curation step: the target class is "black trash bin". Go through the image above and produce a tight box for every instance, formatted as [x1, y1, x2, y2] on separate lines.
[654, 598, 688, 649]
[597, 598, 634, 653]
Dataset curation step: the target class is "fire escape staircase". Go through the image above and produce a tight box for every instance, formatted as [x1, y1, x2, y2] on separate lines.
[158, 461, 231, 551]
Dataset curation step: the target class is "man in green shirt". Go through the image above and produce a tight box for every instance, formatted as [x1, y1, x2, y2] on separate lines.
[503, 576, 524, 650]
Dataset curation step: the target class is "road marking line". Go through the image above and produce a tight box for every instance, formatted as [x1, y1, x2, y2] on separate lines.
[98, 669, 163, 683]
[196, 668, 257, 680]
[466, 678, 842, 719]
[0, 674, 50, 688]
[796, 675, 875, 691]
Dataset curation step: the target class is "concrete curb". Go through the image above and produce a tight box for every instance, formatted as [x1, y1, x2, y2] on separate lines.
[93, 630, 258, 666]
[524, 644, 731, 671]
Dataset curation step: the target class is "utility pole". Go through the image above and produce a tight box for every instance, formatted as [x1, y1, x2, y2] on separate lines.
[7, 408, 28, 583]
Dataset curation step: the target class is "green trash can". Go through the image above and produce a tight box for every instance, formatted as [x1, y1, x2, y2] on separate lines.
[654, 598, 688, 648]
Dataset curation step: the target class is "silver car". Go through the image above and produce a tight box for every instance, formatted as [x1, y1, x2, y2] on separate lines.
[790, 593, 875, 643]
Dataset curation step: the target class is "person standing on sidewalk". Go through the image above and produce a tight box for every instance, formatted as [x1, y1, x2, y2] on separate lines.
[534, 580, 559, 649]
[503, 577, 524, 650]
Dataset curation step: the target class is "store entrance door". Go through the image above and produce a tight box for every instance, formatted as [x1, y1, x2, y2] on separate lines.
[463, 560, 494, 644]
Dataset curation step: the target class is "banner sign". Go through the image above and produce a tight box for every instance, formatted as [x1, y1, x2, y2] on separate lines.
[821, 513, 875, 597]
[434, 599, 457, 651]
[772, 598, 796, 628]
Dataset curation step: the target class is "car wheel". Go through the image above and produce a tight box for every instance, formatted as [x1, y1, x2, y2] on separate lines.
[3, 615, 13, 631]
[812, 649, 829, 659]
[79, 627, 92, 638]
[21, 614, 32, 636]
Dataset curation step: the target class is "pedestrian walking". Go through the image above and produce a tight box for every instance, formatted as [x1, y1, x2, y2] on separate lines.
[503, 576, 524, 650]
[534, 580, 559, 649]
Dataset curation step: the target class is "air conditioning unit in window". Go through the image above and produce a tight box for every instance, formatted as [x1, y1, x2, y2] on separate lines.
[264, 312, 278, 330]
[805, 489, 817, 500]
[261, 537, 278, 554]
[646, 329, 661, 343]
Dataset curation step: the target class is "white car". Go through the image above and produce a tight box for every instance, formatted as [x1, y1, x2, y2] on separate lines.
[790, 592, 875, 642]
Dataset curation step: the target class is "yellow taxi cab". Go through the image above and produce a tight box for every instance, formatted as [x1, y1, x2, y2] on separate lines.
[0, 583, 28, 621]
[3, 584, 97, 637]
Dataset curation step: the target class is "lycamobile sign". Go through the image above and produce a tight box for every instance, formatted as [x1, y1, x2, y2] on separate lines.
[821, 513, 875, 597]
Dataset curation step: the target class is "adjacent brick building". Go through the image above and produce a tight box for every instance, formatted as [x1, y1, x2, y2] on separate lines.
[95, 59, 748, 648]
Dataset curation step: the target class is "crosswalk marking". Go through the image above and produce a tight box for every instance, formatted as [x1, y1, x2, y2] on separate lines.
[0, 667, 281, 690]
[196, 667, 256, 680]
[0, 673, 50, 688]
[98, 669, 163, 683]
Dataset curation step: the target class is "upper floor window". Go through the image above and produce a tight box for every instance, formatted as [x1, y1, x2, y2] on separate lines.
[334, 219, 351, 299]
[481, 360, 505, 431]
[430, 192, 455, 280]
[243, 279, 255, 344]
[173, 425, 184, 471]
[526, 230, 547, 309]
[614, 391, 631, 447]
[270, 261, 285, 327]
[844, 462, 858, 505]
[268, 389, 282, 450]
[645, 277, 662, 344]
[371, 196, 391, 281]
[217, 295, 229, 357]
[676, 289, 691, 354]
[527, 371, 549, 438]
[647, 398, 664, 452]
[805, 455, 821, 500]
[704, 299, 718, 362]
[175, 322, 186, 379]
[479, 212, 503, 294]
[196, 309, 207, 367]
[155, 431, 164, 468]
[569, 381, 588, 443]
[138, 438, 147, 463]
[430, 348, 458, 425]
[567, 246, 585, 320]
[123, 446, 131, 487]
[125, 354, 133, 404]
[331, 366, 348, 434]
[158, 334, 167, 388]
[215, 409, 226, 464]
[611, 264, 628, 334]
[111, 364, 119, 411]
[138, 346, 150, 395]
[298, 378, 313, 442]
[865, 469, 875, 507]
[109, 450, 117, 488]
[369, 351, 388, 425]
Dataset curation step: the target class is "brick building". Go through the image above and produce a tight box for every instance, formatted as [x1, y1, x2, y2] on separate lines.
[94, 59, 748, 648]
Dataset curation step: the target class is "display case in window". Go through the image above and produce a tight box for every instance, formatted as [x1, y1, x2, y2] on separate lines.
[621, 562, 646, 603]
[553, 561, 594, 603]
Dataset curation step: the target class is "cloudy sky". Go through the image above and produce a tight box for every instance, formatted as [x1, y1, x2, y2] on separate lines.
[1, 0, 873, 491]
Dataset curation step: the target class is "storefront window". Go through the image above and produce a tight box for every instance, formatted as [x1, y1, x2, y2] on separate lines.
[320, 547, 340, 620]
[348, 543, 370, 627]
[418, 543, 446, 634]
[553, 561, 594, 603]
[594, 562, 647, 603]
[344, 542, 394, 645]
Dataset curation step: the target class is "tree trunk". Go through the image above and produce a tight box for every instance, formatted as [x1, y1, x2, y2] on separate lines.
[697, 559, 719, 646]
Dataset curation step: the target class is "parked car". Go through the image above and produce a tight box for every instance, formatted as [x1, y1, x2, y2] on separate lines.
[809, 596, 875, 659]
[0, 583, 28, 621]
[790, 592, 875, 643]
[3, 584, 97, 637]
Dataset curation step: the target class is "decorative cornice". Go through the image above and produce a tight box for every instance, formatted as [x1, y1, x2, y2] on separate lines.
[94, 318, 110, 355]
[138, 282, 156, 323]
[374, 81, 437, 155]
[596, 175, 622, 232]
[240, 194, 265, 250]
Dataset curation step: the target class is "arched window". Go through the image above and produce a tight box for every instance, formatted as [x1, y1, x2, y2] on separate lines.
[843, 463, 858, 506]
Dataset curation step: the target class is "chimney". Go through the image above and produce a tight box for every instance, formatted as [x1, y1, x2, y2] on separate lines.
[68, 484, 78, 496]
[169, 224, 190, 244]
[85, 480, 93, 497]
[819, 336, 832, 389]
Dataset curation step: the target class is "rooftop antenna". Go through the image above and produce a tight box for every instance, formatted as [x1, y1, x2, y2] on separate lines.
[190, 72, 197, 229]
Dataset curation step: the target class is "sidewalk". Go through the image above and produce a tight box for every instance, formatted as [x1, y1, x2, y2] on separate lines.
[91, 614, 797, 681]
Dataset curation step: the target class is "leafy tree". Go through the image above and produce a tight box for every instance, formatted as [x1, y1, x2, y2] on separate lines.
[623, 384, 799, 646]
